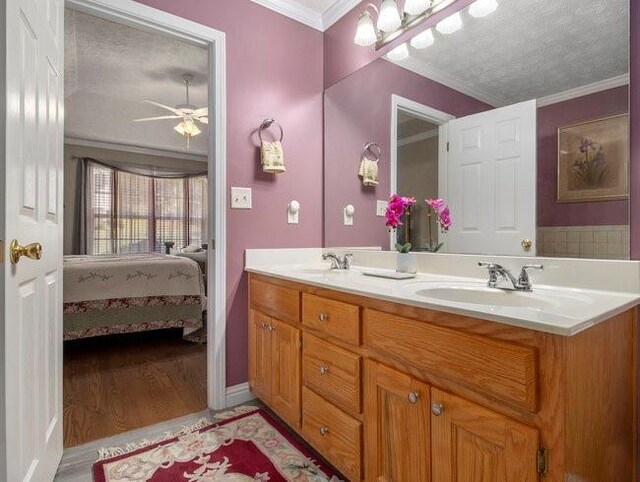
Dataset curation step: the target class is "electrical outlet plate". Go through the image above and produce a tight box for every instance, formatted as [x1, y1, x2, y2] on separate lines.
[231, 187, 252, 209]
[376, 200, 388, 217]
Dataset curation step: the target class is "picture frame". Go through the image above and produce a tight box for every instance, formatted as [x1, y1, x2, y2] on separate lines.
[557, 113, 629, 203]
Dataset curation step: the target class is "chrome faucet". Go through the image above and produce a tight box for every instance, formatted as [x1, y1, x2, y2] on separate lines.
[478, 262, 543, 292]
[322, 252, 353, 270]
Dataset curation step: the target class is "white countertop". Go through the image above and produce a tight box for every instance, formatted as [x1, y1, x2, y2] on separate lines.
[246, 262, 640, 336]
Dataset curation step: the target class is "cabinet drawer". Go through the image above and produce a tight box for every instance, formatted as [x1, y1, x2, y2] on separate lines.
[302, 387, 361, 481]
[302, 294, 360, 345]
[250, 276, 300, 324]
[363, 309, 538, 411]
[303, 333, 361, 415]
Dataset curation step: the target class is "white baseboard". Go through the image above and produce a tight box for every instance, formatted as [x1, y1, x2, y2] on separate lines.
[225, 382, 256, 407]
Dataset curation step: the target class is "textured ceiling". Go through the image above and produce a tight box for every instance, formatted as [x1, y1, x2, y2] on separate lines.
[64, 9, 209, 156]
[398, 112, 438, 138]
[392, 0, 628, 106]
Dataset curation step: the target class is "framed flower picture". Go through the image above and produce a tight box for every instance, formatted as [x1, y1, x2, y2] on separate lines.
[557, 114, 629, 203]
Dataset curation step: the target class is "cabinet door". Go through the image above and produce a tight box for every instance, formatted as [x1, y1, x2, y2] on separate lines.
[270, 318, 301, 429]
[248, 310, 273, 402]
[431, 388, 539, 482]
[364, 360, 431, 482]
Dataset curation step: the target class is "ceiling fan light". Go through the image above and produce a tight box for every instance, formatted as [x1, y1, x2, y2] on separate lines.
[469, 0, 498, 17]
[354, 11, 378, 46]
[387, 43, 409, 62]
[404, 0, 430, 16]
[175, 119, 201, 137]
[436, 12, 462, 34]
[377, 0, 402, 33]
[410, 28, 435, 49]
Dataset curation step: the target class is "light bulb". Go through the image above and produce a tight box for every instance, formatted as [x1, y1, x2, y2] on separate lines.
[404, 0, 430, 16]
[436, 12, 462, 34]
[469, 0, 498, 17]
[410, 28, 434, 49]
[354, 11, 378, 46]
[377, 0, 402, 33]
[387, 43, 409, 62]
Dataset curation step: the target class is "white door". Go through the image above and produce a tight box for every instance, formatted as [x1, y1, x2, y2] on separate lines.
[442, 100, 536, 256]
[2, 0, 64, 479]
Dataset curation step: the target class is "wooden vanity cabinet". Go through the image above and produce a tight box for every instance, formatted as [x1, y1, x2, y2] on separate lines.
[248, 273, 636, 482]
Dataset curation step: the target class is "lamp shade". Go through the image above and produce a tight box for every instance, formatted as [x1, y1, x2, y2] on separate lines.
[354, 11, 378, 46]
[377, 0, 402, 33]
[436, 12, 462, 34]
[469, 0, 498, 17]
[387, 43, 409, 62]
[404, 0, 430, 16]
[175, 119, 201, 137]
[410, 28, 434, 49]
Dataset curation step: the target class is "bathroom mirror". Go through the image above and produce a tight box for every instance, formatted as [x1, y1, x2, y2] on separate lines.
[324, 0, 630, 259]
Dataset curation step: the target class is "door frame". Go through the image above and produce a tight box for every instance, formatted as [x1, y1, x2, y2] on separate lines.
[389, 94, 454, 249]
[65, 0, 228, 409]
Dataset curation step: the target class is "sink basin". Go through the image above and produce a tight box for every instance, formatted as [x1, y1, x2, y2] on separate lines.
[415, 286, 558, 310]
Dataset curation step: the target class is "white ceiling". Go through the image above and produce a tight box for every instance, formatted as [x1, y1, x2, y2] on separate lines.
[250, 0, 360, 30]
[64, 9, 209, 156]
[391, 0, 629, 107]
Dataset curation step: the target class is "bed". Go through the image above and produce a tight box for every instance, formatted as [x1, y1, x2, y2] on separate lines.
[63, 253, 206, 341]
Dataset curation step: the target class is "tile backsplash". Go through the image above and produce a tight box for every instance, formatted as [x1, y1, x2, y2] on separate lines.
[537, 225, 630, 260]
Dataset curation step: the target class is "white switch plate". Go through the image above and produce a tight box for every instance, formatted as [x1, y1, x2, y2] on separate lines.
[231, 187, 252, 209]
[376, 200, 388, 217]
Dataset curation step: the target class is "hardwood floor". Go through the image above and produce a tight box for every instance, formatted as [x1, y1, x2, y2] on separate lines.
[63, 329, 207, 447]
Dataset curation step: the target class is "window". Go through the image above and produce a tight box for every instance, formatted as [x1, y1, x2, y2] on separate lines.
[86, 162, 207, 255]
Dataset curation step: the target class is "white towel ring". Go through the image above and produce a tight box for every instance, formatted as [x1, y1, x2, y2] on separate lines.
[362, 142, 381, 162]
[259, 119, 284, 142]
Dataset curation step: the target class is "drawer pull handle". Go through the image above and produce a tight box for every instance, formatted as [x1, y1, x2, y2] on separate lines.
[319, 366, 330, 375]
[407, 392, 420, 404]
[431, 402, 445, 416]
[319, 426, 329, 436]
[318, 312, 329, 322]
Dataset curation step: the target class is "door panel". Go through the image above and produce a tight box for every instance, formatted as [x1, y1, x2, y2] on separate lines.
[248, 310, 272, 402]
[445, 100, 536, 256]
[431, 388, 539, 482]
[271, 318, 301, 429]
[364, 360, 430, 482]
[4, 0, 64, 479]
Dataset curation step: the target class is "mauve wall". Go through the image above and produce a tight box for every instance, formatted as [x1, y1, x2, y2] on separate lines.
[324, 0, 476, 88]
[135, 0, 324, 387]
[324, 58, 490, 248]
[537, 86, 629, 227]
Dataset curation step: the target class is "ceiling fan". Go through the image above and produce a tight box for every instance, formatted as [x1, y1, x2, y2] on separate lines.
[133, 73, 207, 148]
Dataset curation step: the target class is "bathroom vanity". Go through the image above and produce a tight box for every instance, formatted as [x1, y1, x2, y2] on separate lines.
[246, 254, 637, 482]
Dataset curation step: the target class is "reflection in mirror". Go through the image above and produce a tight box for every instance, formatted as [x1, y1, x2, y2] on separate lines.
[324, 0, 629, 260]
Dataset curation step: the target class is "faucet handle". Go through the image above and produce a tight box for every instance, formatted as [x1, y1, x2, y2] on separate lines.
[518, 264, 543, 287]
[343, 252, 353, 269]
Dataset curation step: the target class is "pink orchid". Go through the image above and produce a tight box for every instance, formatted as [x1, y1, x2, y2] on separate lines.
[385, 194, 415, 229]
[426, 198, 445, 214]
[425, 198, 452, 232]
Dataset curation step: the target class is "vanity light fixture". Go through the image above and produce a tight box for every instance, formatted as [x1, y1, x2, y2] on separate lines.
[377, 0, 402, 32]
[354, 5, 379, 46]
[468, 0, 498, 18]
[435, 11, 462, 34]
[404, 0, 431, 16]
[387, 42, 410, 61]
[410, 28, 435, 49]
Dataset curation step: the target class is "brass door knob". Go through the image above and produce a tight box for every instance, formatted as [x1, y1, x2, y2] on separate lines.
[10, 240, 42, 264]
[521, 238, 533, 251]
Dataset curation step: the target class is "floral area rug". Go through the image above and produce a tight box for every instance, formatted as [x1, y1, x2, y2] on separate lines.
[93, 406, 343, 481]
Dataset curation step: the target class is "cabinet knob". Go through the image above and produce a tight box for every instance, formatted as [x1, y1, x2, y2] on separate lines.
[260, 322, 268, 330]
[431, 402, 445, 416]
[268, 324, 275, 332]
[318, 312, 329, 322]
[407, 392, 420, 404]
[319, 426, 329, 436]
[319, 366, 330, 375]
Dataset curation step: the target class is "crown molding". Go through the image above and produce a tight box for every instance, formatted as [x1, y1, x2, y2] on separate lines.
[250, 0, 323, 30]
[250, 0, 358, 31]
[322, 0, 361, 30]
[536, 74, 629, 107]
[389, 56, 506, 107]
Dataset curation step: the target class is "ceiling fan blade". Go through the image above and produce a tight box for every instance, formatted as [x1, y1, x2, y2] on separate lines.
[195, 116, 209, 125]
[193, 107, 208, 116]
[142, 100, 183, 115]
[133, 115, 183, 122]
